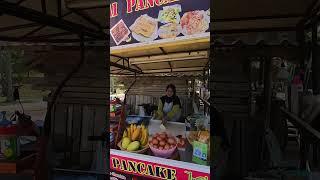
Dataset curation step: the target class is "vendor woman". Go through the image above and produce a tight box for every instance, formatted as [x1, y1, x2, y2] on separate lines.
[156, 84, 182, 123]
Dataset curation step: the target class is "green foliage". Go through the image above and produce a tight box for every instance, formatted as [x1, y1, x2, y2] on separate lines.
[0, 48, 25, 100]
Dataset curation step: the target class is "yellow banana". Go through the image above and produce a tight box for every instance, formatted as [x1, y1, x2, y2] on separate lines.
[141, 128, 148, 146]
[146, 128, 149, 137]
[132, 127, 141, 141]
[123, 130, 127, 138]
[127, 127, 131, 139]
[140, 128, 145, 142]
[130, 124, 133, 136]
[140, 136, 146, 146]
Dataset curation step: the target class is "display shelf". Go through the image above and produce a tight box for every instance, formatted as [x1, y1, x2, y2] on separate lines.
[0, 152, 36, 174]
[110, 119, 210, 179]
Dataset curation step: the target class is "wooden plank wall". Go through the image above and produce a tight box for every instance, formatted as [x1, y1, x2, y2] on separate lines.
[117, 76, 194, 117]
[126, 95, 193, 117]
[119, 76, 191, 97]
[32, 47, 107, 169]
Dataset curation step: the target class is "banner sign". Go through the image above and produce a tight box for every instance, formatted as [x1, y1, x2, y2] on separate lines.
[110, 150, 210, 180]
[110, 0, 210, 47]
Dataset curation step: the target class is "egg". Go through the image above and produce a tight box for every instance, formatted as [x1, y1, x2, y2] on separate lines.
[152, 138, 159, 145]
[153, 145, 158, 149]
[160, 134, 166, 139]
[164, 144, 170, 150]
[170, 145, 175, 149]
[167, 138, 175, 145]
[159, 140, 166, 146]
[159, 146, 164, 150]
[156, 136, 163, 141]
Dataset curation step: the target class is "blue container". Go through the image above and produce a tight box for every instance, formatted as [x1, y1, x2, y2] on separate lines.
[0, 111, 11, 127]
[125, 115, 152, 126]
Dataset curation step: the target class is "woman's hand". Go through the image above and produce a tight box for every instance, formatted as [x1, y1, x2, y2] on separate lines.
[162, 116, 168, 125]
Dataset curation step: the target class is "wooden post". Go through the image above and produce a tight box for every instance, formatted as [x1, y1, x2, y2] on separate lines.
[312, 23, 320, 95]
[264, 57, 272, 129]
[5, 51, 13, 102]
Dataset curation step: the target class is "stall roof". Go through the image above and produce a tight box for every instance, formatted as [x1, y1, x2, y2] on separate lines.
[110, 50, 210, 75]
[213, 0, 316, 34]
[0, 0, 107, 44]
[110, 0, 320, 75]
[213, 0, 319, 45]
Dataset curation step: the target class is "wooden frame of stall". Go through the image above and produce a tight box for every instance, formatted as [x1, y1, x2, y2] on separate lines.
[110, 34, 211, 147]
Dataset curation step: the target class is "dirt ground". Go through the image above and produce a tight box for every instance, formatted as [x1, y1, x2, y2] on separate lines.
[0, 101, 47, 121]
[0, 83, 49, 121]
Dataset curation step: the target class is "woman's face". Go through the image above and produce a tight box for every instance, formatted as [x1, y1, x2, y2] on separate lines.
[166, 88, 174, 97]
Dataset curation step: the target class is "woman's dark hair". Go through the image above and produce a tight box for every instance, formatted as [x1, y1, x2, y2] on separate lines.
[166, 84, 176, 96]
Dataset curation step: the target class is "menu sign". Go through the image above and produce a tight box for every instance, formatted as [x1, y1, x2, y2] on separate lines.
[110, 151, 210, 180]
[110, 0, 210, 47]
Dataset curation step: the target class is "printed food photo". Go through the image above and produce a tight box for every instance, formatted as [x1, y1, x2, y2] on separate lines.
[158, 4, 182, 24]
[180, 10, 210, 36]
[158, 23, 182, 39]
[110, 19, 131, 45]
[130, 14, 158, 42]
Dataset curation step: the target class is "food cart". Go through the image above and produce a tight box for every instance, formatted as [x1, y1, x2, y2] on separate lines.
[109, 0, 210, 179]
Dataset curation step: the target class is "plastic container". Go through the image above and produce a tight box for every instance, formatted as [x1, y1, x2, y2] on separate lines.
[0, 128, 19, 160]
[178, 147, 187, 161]
[125, 115, 152, 126]
[149, 144, 176, 158]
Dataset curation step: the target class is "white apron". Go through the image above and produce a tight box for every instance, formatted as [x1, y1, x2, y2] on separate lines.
[163, 102, 181, 122]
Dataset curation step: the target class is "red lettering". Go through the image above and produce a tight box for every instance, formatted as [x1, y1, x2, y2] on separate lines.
[111, 158, 120, 169]
[137, 163, 146, 174]
[110, 2, 118, 18]
[155, 0, 161, 6]
[146, 0, 155, 8]
[126, 0, 136, 13]
[135, 0, 146, 11]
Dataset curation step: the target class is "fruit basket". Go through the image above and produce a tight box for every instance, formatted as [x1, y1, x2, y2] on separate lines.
[118, 124, 150, 154]
[117, 141, 149, 154]
[148, 132, 177, 158]
[149, 143, 176, 158]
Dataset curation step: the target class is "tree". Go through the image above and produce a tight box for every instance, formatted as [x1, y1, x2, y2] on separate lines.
[0, 48, 25, 102]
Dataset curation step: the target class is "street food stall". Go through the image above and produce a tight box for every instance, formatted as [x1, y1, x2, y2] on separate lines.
[109, 0, 210, 179]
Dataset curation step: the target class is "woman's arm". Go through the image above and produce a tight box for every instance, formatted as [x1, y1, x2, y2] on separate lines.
[156, 100, 164, 119]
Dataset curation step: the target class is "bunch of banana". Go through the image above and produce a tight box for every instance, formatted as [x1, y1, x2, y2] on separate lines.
[123, 124, 140, 141]
[122, 124, 149, 149]
[139, 124, 149, 146]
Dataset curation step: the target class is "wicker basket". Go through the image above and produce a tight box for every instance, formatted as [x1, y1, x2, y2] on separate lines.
[117, 141, 149, 154]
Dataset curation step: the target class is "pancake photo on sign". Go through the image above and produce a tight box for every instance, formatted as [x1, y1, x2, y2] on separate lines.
[130, 14, 158, 42]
